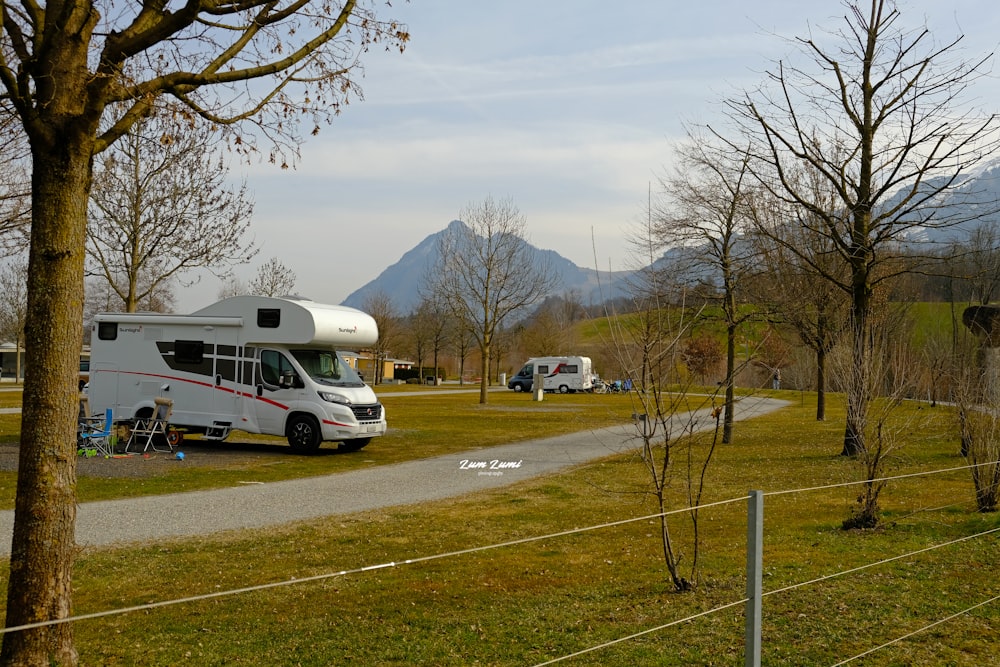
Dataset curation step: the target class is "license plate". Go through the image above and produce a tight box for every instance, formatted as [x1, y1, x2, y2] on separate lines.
[364, 425, 376, 433]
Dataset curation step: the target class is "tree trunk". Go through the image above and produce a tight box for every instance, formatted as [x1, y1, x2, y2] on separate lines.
[723, 321, 735, 444]
[816, 345, 827, 421]
[479, 343, 489, 404]
[2, 140, 92, 665]
[841, 272, 871, 457]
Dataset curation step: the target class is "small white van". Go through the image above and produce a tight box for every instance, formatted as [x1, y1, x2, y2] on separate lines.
[87, 296, 387, 453]
[508, 356, 594, 393]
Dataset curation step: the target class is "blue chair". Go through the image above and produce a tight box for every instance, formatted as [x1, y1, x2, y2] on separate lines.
[79, 408, 114, 458]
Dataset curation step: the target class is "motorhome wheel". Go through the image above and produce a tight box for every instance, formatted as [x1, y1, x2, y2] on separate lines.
[287, 414, 322, 453]
[559, 385, 570, 394]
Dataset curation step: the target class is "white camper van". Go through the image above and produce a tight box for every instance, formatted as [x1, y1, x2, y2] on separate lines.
[507, 356, 593, 393]
[87, 296, 387, 453]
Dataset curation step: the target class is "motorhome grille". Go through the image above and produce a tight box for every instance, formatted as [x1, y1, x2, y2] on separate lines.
[352, 404, 382, 421]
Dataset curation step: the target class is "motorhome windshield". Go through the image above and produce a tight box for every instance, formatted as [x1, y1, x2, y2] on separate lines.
[289, 349, 365, 387]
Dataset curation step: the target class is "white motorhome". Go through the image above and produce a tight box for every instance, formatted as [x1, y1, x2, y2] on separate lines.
[507, 356, 594, 393]
[87, 296, 387, 453]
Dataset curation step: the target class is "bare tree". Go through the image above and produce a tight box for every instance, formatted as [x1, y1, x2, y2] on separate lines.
[218, 276, 250, 300]
[426, 200, 557, 403]
[956, 224, 1000, 306]
[750, 186, 852, 420]
[519, 292, 585, 357]
[958, 305, 1000, 512]
[451, 314, 475, 385]
[87, 115, 256, 312]
[652, 137, 758, 443]
[0, 111, 31, 255]
[410, 296, 451, 384]
[721, 0, 1000, 456]
[603, 242, 717, 590]
[81, 277, 174, 346]
[0, 258, 28, 382]
[0, 3, 408, 662]
[249, 257, 297, 297]
[86, 263, 177, 314]
[837, 307, 923, 528]
[363, 290, 399, 385]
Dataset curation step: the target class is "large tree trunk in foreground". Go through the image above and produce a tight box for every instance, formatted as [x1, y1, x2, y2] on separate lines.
[2, 139, 93, 665]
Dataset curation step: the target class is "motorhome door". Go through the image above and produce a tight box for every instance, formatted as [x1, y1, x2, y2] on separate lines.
[249, 347, 305, 436]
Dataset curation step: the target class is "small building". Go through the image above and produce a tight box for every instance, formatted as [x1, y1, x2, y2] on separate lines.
[0, 342, 90, 382]
[354, 354, 416, 383]
[0, 341, 23, 379]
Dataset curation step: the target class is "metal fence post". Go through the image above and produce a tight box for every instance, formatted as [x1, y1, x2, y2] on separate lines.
[745, 489, 763, 667]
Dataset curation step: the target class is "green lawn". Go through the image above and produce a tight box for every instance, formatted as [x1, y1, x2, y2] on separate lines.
[2, 388, 999, 665]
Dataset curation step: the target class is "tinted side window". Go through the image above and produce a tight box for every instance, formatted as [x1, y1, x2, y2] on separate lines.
[537, 365, 549, 374]
[258, 308, 281, 328]
[174, 340, 205, 365]
[97, 322, 117, 341]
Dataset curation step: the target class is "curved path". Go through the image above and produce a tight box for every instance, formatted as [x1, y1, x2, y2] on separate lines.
[0, 396, 788, 556]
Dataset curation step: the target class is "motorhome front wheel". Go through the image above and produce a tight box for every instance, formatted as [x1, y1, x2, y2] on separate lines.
[287, 414, 322, 453]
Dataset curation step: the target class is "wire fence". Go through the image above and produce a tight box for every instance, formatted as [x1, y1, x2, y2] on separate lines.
[3, 457, 999, 665]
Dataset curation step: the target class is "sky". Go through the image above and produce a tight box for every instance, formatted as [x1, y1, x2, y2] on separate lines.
[177, 0, 1000, 313]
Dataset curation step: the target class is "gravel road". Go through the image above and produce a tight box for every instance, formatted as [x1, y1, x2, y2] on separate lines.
[0, 396, 788, 556]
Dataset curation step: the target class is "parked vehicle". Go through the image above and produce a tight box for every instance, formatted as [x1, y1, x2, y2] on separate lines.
[87, 295, 386, 453]
[507, 356, 594, 393]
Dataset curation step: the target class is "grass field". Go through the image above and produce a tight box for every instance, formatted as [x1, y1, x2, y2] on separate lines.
[2, 385, 999, 665]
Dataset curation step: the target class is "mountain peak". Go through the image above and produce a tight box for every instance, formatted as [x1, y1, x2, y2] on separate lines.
[340, 221, 628, 313]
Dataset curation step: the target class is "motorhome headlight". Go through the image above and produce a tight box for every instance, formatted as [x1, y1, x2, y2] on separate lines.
[318, 391, 353, 406]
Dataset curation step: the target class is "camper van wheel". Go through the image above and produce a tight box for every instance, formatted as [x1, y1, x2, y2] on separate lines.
[512, 383, 524, 393]
[338, 438, 371, 453]
[287, 414, 322, 453]
[558, 385, 570, 394]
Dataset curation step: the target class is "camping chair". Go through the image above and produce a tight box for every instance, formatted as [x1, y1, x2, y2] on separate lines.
[126, 397, 174, 453]
[78, 408, 115, 458]
[78, 394, 90, 422]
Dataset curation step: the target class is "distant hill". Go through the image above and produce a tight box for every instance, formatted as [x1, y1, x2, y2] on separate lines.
[341, 220, 633, 313]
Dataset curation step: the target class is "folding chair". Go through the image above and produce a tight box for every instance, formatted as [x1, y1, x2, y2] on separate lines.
[78, 408, 115, 458]
[78, 393, 95, 453]
[126, 397, 174, 453]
